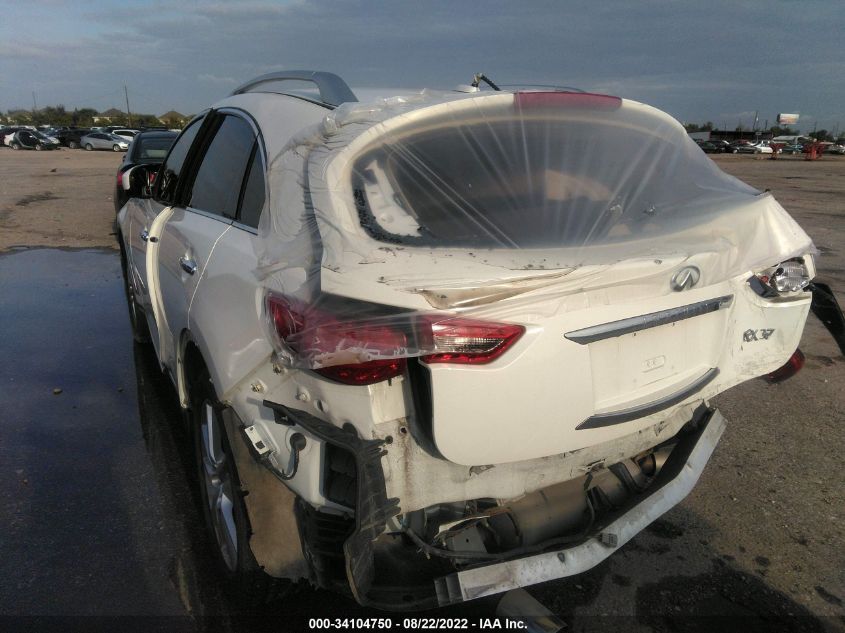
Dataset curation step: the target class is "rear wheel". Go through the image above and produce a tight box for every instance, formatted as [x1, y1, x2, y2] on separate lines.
[35, 144, 43, 151]
[10, 143, 19, 150]
[85, 143, 93, 151]
[112, 144, 121, 152]
[190, 369, 293, 603]
[68, 141, 78, 149]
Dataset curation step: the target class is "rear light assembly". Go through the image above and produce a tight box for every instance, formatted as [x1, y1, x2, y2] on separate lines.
[266, 294, 407, 386]
[749, 259, 811, 297]
[770, 261, 810, 293]
[418, 315, 524, 364]
[266, 294, 525, 385]
[764, 349, 805, 383]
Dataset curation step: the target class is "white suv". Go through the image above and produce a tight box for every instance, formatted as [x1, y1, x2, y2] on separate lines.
[116, 70, 820, 609]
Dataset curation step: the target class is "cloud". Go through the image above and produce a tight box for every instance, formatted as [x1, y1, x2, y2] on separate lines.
[197, 74, 237, 85]
[1, 0, 844, 130]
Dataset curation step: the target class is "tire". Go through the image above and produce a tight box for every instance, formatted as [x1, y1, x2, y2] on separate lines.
[35, 144, 43, 151]
[112, 144, 121, 152]
[68, 141, 78, 149]
[190, 369, 292, 604]
[85, 143, 93, 151]
[121, 255, 151, 344]
[11, 143, 19, 150]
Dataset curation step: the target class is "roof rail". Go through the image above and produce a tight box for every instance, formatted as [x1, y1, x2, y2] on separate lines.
[231, 71, 358, 107]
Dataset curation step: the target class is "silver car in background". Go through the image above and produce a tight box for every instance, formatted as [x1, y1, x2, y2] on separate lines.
[79, 132, 129, 152]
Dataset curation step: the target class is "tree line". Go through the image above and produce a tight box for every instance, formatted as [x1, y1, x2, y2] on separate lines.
[2, 105, 181, 128]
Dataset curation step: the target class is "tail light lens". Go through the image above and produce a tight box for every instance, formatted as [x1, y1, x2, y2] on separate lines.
[750, 259, 810, 296]
[764, 349, 805, 383]
[266, 295, 407, 386]
[266, 295, 526, 383]
[770, 261, 810, 293]
[419, 315, 524, 365]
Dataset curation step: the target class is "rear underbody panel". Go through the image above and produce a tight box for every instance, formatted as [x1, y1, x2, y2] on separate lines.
[244, 400, 723, 609]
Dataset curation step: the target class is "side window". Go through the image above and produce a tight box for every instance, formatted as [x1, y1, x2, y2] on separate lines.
[237, 145, 266, 229]
[156, 116, 205, 205]
[188, 115, 255, 219]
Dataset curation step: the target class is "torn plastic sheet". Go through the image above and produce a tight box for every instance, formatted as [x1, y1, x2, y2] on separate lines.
[256, 90, 814, 370]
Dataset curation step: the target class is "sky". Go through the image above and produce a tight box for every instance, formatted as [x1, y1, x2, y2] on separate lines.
[1, 0, 843, 133]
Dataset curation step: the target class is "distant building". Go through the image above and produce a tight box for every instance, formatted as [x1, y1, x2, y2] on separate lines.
[93, 108, 127, 124]
[158, 111, 188, 128]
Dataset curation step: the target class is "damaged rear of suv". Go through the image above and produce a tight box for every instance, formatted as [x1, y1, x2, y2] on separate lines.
[115, 71, 833, 610]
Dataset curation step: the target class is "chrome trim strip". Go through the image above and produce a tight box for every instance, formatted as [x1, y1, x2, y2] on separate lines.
[576, 367, 720, 430]
[185, 207, 234, 226]
[564, 295, 733, 345]
[231, 221, 258, 235]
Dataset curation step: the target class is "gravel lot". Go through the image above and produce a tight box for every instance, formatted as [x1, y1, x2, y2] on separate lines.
[1, 147, 843, 630]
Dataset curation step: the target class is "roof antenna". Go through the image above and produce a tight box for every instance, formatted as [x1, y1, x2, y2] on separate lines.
[471, 73, 501, 91]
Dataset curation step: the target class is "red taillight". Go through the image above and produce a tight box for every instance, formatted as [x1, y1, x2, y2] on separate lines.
[514, 91, 622, 111]
[266, 296, 525, 381]
[419, 316, 524, 365]
[764, 349, 805, 383]
[117, 170, 124, 188]
[266, 295, 407, 386]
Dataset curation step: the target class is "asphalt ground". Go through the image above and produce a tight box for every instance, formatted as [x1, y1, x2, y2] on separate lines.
[1, 148, 843, 632]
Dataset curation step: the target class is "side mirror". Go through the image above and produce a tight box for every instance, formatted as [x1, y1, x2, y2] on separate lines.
[123, 164, 159, 199]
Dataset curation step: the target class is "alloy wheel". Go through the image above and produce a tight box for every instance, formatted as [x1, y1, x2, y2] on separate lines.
[199, 401, 239, 572]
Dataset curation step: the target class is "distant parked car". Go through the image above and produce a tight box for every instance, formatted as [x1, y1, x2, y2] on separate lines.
[80, 132, 129, 152]
[781, 144, 804, 155]
[825, 143, 845, 155]
[728, 140, 752, 153]
[56, 128, 92, 149]
[706, 139, 732, 153]
[114, 130, 178, 212]
[7, 129, 58, 150]
[695, 140, 722, 154]
[110, 129, 140, 140]
[736, 141, 773, 154]
[1, 126, 30, 146]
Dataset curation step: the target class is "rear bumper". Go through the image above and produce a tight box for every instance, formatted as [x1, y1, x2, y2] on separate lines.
[264, 400, 725, 609]
[434, 408, 725, 605]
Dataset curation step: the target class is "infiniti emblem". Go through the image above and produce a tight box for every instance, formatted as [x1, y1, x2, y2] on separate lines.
[671, 266, 700, 291]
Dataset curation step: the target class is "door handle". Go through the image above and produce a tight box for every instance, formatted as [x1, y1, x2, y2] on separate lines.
[179, 256, 197, 275]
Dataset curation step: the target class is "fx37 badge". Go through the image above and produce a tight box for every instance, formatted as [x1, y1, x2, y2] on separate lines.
[743, 328, 775, 342]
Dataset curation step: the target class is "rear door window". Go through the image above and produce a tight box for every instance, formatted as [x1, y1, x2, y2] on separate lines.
[155, 115, 206, 205]
[187, 114, 256, 219]
[236, 145, 266, 229]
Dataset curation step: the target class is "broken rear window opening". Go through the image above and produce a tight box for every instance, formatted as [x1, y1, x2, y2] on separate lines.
[350, 114, 755, 249]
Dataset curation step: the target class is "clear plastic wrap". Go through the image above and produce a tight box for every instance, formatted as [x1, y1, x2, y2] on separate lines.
[256, 90, 814, 374]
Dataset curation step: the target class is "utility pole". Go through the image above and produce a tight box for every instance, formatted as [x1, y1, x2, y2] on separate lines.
[32, 91, 37, 113]
[124, 84, 133, 128]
